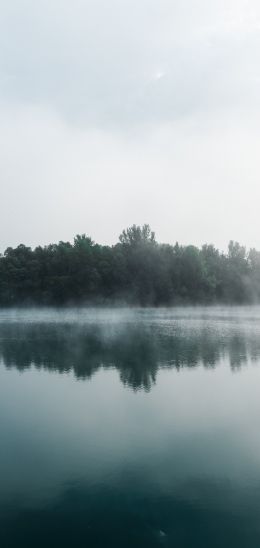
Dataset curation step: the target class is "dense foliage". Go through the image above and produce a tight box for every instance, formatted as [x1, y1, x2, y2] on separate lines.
[1, 224, 260, 305]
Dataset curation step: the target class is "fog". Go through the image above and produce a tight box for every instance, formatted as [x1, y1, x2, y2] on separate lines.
[1, 306, 260, 391]
[1, 0, 260, 250]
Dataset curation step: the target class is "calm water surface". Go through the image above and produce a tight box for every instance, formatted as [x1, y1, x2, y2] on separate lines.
[1, 307, 260, 547]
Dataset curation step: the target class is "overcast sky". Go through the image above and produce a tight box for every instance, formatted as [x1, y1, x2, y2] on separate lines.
[1, 0, 260, 251]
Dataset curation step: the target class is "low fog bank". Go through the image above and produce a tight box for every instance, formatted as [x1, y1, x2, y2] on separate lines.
[2, 305, 260, 325]
[1, 225, 260, 307]
[1, 309, 260, 391]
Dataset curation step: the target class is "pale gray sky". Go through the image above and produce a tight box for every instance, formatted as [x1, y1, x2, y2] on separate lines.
[1, 0, 260, 251]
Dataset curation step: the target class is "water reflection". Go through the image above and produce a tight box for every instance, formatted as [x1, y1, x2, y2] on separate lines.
[2, 309, 260, 547]
[1, 314, 260, 390]
[2, 480, 258, 548]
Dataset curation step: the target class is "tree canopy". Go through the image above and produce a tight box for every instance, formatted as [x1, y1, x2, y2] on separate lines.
[0, 225, 259, 305]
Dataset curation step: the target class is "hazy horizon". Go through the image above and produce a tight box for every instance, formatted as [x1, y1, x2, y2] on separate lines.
[0, 225, 253, 256]
[1, 0, 260, 251]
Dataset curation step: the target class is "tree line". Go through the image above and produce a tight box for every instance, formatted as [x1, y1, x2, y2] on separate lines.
[1, 224, 260, 305]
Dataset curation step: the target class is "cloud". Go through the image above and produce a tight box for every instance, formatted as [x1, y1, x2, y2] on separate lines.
[1, 101, 260, 252]
[1, 0, 260, 128]
[0, 1, 260, 250]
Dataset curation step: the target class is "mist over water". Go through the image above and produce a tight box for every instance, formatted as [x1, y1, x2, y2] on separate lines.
[1, 306, 260, 389]
[2, 307, 260, 547]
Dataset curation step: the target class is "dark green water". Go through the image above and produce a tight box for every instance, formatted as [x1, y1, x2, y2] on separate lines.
[1, 307, 260, 547]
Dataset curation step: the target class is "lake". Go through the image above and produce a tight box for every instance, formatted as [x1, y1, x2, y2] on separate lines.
[1, 307, 260, 547]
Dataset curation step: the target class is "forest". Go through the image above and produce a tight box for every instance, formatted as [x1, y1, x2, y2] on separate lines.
[1, 224, 260, 306]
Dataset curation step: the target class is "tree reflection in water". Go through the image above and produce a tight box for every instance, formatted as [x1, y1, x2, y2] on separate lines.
[1, 319, 259, 391]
